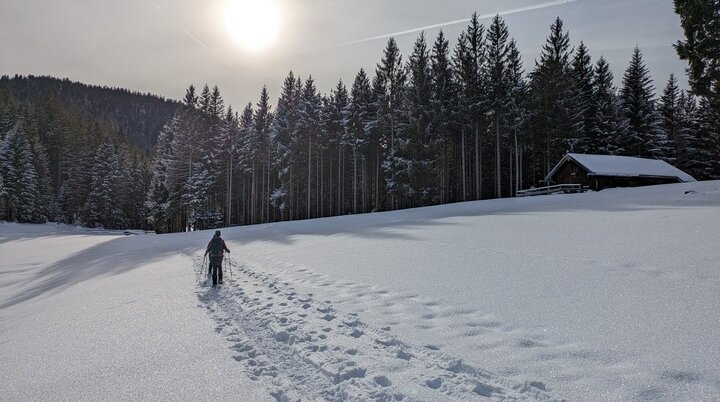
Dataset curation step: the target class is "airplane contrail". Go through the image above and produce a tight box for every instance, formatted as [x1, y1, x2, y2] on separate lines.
[183, 30, 210, 51]
[327, 0, 582, 49]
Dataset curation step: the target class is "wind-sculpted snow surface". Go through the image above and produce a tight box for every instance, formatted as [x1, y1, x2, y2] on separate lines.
[193, 257, 555, 401]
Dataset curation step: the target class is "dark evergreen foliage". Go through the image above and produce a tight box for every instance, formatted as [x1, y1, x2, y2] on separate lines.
[619, 47, 660, 157]
[0, 75, 180, 150]
[674, 0, 720, 108]
[4, 10, 716, 233]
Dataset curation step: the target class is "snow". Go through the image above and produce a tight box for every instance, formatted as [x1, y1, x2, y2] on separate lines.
[548, 153, 697, 182]
[2, 181, 720, 401]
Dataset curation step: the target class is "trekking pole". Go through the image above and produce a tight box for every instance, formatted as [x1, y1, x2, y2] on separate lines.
[201, 255, 207, 284]
[228, 256, 233, 281]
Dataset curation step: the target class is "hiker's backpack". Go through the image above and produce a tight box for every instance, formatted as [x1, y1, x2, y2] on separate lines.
[209, 237, 223, 256]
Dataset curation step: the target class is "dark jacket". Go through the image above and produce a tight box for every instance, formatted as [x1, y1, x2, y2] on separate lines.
[206, 236, 230, 259]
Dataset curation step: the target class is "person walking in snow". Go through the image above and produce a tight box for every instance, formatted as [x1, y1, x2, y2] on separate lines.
[205, 230, 230, 286]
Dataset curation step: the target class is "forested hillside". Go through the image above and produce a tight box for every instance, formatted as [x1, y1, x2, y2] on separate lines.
[0, 92, 150, 229]
[0, 75, 180, 150]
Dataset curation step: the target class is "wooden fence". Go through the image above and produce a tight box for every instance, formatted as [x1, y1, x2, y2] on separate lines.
[516, 184, 584, 197]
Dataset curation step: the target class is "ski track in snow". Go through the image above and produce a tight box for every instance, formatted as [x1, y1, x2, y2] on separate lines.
[192, 257, 558, 402]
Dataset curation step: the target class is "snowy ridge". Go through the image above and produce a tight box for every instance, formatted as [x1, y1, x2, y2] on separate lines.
[194, 257, 558, 401]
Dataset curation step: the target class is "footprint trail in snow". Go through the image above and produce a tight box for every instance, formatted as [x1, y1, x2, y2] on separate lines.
[194, 258, 558, 401]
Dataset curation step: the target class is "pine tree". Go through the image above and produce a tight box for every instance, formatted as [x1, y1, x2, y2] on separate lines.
[199, 84, 212, 115]
[0, 100, 14, 138]
[28, 135, 53, 221]
[119, 150, 148, 229]
[251, 86, 273, 224]
[0, 126, 42, 223]
[674, 0, 720, 108]
[83, 142, 123, 228]
[403, 32, 437, 206]
[297, 76, 323, 219]
[590, 57, 623, 155]
[430, 31, 457, 204]
[619, 47, 660, 157]
[505, 39, 528, 194]
[0, 167, 6, 219]
[57, 141, 94, 225]
[147, 113, 177, 233]
[345, 71, 372, 213]
[659, 74, 681, 161]
[374, 38, 407, 210]
[183, 84, 199, 109]
[323, 79, 350, 215]
[453, 13, 487, 200]
[236, 102, 254, 224]
[271, 72, 302, 219]
[571, 42, 595, 153]
[485, 15, 510, 198]
[528, 17, 575, 182]
[693, 97, 720, 179]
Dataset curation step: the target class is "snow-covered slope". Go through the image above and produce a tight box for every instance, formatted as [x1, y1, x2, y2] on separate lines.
[2, 181, 719, 401]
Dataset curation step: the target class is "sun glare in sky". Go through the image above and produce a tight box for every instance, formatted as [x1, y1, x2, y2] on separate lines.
[224, 0, 282, 52]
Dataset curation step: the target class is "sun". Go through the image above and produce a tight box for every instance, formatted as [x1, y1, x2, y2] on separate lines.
[224, 0, 282, 52]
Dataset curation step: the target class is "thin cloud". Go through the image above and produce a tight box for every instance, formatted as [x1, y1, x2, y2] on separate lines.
[184, 30, 210, 51]
[325, 0, 583, 50]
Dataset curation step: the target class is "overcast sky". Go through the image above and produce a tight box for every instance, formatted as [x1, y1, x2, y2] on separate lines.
[1, 0, 686, 109]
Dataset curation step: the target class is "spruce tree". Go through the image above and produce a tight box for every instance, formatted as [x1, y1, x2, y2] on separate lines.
[147, 113, 177, 233]
[271, 72, 302, 219]
[485, 15, 510, 198]
[83, 142, 123, 228]
[619, 47, 660, 157]
[591, 57, 623, 154]
[28, 135, 53, 221]
[236, 102, 254, 224]
[659, 74, 681, 161]
[374, 38, 407, 210]
[693, 97, 720, 179]
[505, 39, 528, 193]
[430, 31, 456, 203]
[297, 76, 323, 219]
[571, 42, 595, 152]
[0, 126, 42, 223]
[0, 102, 14, 138]
[403, 32, 436, 207]
[674, 0, 720, 108]
[345, 71, 372, 213]
[453, 13, 487, 200]
[0, 168, 5, 219]
[251, 86, 273, 224]
[323, 79, 350, 215]
[528, 17, 575, 181]
[199, 84, 212, 115]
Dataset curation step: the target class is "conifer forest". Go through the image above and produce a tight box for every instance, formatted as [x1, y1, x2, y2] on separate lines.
[1, 9, 718, 233]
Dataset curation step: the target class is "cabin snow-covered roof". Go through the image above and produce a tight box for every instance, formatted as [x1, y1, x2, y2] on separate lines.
[546, 153, 696, 182]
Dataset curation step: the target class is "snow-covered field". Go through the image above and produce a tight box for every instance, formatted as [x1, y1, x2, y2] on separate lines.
[1, 181, 719, 401]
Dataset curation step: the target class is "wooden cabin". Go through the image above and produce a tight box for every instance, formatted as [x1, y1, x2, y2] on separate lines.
[545, 153, 696, 191]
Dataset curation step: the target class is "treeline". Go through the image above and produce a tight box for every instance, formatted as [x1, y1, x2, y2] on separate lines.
[148, 14, 720, 233]
[0, 92, 150, 228]
[0, 75, 180, 151]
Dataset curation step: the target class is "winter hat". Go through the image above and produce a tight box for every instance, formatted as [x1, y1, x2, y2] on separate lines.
[215, 230, 221, 237]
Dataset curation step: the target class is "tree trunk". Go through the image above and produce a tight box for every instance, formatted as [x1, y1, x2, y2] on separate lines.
[462, 127, 467, 201]
[353, 146, 357, 214]
[251, 161, 256, 224]
[474, 122, 480, 200]
[338, 145, 342, 215]
[495, 113, 501, 198]
[308, 136, 312, 219]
